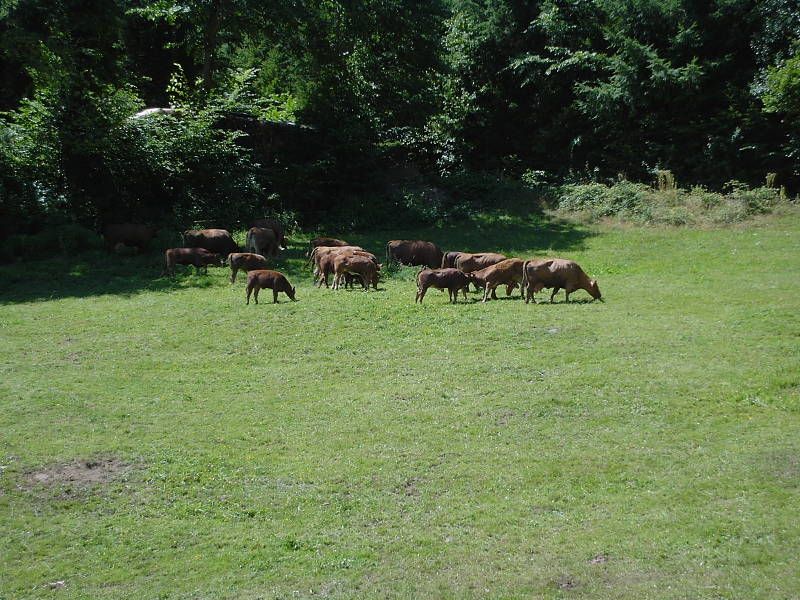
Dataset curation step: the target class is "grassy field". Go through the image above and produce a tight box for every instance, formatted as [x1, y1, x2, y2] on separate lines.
[1, 211, 799, 599]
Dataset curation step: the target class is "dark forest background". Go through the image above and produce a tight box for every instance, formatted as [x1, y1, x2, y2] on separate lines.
[1, 0, 798, 237]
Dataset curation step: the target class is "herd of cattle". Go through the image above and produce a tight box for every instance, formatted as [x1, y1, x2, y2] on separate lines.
[102, 221, 602, 305]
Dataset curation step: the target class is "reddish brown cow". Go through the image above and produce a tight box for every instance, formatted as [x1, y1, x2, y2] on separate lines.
[455, 252, 508, 274]
[415, 268, 471, 304]
[245, 270, 297, 304]
[312, 246, 374, 287]
[103, 223, 156, 252]
[466, 258, 526, 303]
[307, 237, 350, 258]
[227, 252, 269, 283]
[251, 218, 286, 249]
[387, 240, 443, 269]
[441, 251, 470, 268]
[332, 254, 380, 290]
[163, 247, 222, 276]
[521, 258, 602, 304]
[183, 229, 239, 256]
[245, 227, 279, 257]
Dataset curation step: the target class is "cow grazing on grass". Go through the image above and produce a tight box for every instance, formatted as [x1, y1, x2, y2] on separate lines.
[163, 247, 222, 277]
[416, 268, 471, 304]
[521, 258, 602, 304]
[441, 251, 469, 269]
[245, 227, 279, 258]
[184, 229, 239, 257]
[251, 218, 287, 249]
[245, 270, 297, 304]
[332, 254, 380, 290]
[455, 252, 508, 274]
[227, 252, 269, 283]
[103, 223, 156, 252]
[387, 240, 443, 269]
[312, 246, 378, 288]
[466, 258, 526, 302]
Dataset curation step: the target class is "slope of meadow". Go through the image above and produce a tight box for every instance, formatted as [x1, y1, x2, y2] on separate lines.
[1, 213, 799, 599]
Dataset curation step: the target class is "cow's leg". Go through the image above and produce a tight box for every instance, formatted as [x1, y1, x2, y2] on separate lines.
[491, 287, 498, 300]
[273, 289, 279, 303]
[482, 286, 490, 303]
[361, 273, 368, 290]
[550, 287, 560, 303]
[230, 267, 237, 284]
[246, 285, 253, 305]
[417, 287, 427, 303]
[462, 286, 468, 301]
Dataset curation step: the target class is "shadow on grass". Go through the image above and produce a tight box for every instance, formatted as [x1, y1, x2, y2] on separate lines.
[0, 213, 593, 304]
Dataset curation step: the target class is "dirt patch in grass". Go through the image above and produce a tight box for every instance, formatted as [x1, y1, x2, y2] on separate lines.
[556, 575, 579, 590]
[25, 457, 132, 489]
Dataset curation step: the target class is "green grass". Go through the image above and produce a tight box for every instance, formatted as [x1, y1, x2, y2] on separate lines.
[1, 212, 799, 599]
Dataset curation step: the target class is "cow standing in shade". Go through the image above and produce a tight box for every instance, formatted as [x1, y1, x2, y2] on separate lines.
[386, 240, 443, 269]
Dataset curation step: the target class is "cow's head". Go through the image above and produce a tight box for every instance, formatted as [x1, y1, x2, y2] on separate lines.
[287, 286, 297, 301]
[589, 279, 602, 300]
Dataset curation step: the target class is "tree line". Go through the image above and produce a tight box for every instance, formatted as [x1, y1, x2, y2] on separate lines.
[1, 0, 798, 235]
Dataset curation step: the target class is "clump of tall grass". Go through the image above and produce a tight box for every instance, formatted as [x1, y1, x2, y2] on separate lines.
[554, 175, 794, 225]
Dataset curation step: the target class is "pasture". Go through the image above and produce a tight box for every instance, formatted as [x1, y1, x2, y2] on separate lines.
[1, 212, 799, 599]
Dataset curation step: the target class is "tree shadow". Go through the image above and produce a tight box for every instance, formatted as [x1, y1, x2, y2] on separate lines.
[0, 212, 592, 304]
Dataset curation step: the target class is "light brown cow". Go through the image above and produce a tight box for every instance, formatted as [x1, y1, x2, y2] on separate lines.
[312, 246, 375, 287]
[251, 218, 286, 249]
[227, 252, 269, 283]
[245, 270, 297, 304]
[521, 258, 602, 304]
[183, 229, 239, 256]
[246, 227, 279, 257]
[387, 240, 443, 269]
[466, 258, 526, 303]
[162, 247, 223, 277]
[415, 268, 471, 304]
[332, 254, 380, 290]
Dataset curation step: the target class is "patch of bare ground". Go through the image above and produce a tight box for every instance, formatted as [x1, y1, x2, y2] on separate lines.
[556, 574, 579, 590]
[24, 456, 132, 489]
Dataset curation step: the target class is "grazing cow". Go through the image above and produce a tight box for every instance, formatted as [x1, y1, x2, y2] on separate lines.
[387, 240, 443, 269]
[521, 258, 602, 304]
[184, 229, 239, 257]
[309, 244, 364, 271]
[251, 218, 287, 249]
[245, 227, 280, 258]
[163, 247, 222, 276]
[245, 270, 297, 304]
[332, 254, 380, 290]
[415, 268, 471, 304]
[103, 223, 155, 252]
[441, 251, 470, 269]
[227, 252, 269, 283]
[455, 252, 508, 274]
[466, 258, 526, 303]
[307, 237, 350, 258]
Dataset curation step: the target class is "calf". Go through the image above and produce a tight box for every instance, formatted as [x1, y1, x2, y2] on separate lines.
[245, 270, 297, 304]
[467, 258, 525, 303]
[227, 252, 269, 283]
[521, 258, 602, 304]
[163, 247, 222, 277]
[332, 254, 380, 290]
[415, 268, 471, 304]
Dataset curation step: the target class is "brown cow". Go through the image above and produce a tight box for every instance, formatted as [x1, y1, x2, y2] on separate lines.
[227, 252, 269, 283]
[455, 252, 507, 274]
[162, 247, 222, 277]
[441, 251, 469, 268]
[251, 218, 286, 249]
[103, 223, 156, 252]
[387, 240, 443, 269]
[183, 229, 239, 256]
[245, 270, 297, 304]
[521, 258, 602, 304]
[245, 227, 279, 257]
[314, 246, 378, 287]
[332, 254, 380, 290]
[309, 245, 365, 273]
[466, 258, 526, 303]
[415, 268, 471, 304]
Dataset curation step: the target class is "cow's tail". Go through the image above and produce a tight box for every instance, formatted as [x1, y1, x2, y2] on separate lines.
[521, 260, 530, 301]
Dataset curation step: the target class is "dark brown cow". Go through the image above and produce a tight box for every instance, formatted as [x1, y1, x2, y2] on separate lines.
[332, 254, 380, 290]
[521, 258, 602, 304]
[245, 270, 297, 304]
[103, 223, 156, 252]
[227, 252, 269, 283]
[466, 258, 525, 303]
[162, 247, 222, 277]
[387, 240, 443, 269]
[441, 251, 470, 269]
[183, 229, 239, 257]
[251, 218, 287, 249]
[245, 227, 279, 257]
[415, 268, 471, 304]
[307, 237, 350, 258]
